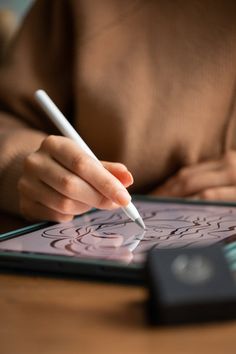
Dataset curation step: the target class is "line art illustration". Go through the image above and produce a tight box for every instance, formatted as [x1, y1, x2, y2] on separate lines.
[39, 201, 236, 263]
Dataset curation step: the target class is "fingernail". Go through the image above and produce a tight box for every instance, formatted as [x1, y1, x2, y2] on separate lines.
[127, 172, 134, 184]
[115, 189, 131, 205]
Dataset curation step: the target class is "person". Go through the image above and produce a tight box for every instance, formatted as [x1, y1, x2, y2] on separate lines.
[0, 0, 236, 222]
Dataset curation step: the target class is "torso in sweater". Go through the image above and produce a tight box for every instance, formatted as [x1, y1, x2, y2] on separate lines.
[67, 1, 236, 193]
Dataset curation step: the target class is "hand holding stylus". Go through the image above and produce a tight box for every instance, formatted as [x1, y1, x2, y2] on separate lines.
[18, 134, 134, 222]
[18, 90, 145, 229]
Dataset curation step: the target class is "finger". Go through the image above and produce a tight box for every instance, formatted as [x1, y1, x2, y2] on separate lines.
[194, 186, 236, 202]
[24, 153, 120, 210]
[152, 160, 223, 197]
[19, 198, 74, 223]
[40, 136, 131, 206]
[178, 160, 222, 174]
[176, 151, 236, 178]
[18, 177, 93, 215]
[102, 161, 134, 187]
[154, 167, 231, 198]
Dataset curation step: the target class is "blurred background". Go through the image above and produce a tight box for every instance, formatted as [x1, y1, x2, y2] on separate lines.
[0, 0, 33, 20]
[0, 0, 33, 61]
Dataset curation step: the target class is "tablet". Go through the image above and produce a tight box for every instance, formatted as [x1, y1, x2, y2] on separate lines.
[1, 196, 236, 282]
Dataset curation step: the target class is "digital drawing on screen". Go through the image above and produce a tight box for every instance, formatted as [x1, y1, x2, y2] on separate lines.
[1, 200, 236, 264]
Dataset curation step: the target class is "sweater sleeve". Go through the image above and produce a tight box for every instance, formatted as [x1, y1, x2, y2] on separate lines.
[0, 0, 74, 215]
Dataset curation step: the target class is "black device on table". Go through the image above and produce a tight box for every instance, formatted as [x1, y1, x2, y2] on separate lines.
[146, 244, 236, 325]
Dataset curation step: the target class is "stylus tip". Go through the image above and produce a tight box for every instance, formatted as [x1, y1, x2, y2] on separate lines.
[135, 217, 146, 230]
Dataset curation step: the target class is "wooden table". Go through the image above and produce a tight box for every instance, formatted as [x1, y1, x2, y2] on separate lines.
[1, 213, 236, 354]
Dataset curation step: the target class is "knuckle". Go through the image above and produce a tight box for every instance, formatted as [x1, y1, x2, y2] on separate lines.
[71, 154, 88, 174]
[184, 180, 193, 194]
[176, 168, 194, 194]
[176, 171, 191, 193]
[177, 168, 189, 182]
[40, 135, 57, 151]
[59, 174, 75, 195]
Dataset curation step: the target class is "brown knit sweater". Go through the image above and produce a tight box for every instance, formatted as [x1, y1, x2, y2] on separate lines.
[0, 0, 236, 215]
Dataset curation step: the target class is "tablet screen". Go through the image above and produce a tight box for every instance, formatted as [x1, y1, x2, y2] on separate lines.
[1, 199, 236, 264]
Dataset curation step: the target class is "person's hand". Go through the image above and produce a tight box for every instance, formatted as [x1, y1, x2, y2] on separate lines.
[18, 135, 133, 222]
[152, 151, 236, 201]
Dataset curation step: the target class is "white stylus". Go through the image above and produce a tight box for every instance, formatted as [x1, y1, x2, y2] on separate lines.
[35, 90, 146, 230]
